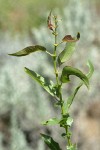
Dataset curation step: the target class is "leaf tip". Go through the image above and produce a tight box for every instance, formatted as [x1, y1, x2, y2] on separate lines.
[87, 59, 94, 70]
[41, 121, 46, 125]
[77, 32, 80, 40]
[8, 53, 15, 56]
[24, 67, 28, 72]
[87, 84, 90, 90]
[84, 79, 89, 90]
[40, 133, 45, 138]
[8, 53, 11, 56]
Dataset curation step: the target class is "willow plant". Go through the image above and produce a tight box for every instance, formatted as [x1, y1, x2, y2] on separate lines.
[9, 11, 94, 150]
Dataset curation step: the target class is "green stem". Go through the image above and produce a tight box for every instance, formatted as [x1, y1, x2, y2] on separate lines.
[53, 15, 59, 86]
[53, 16, 63, 114]
[53, 15, 72, 148]
[65, 125, 72, 147]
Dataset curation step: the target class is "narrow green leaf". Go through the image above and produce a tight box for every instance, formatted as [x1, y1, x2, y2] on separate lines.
[41, 134, 62, 150]
[62, 60, 94, 114]
[42, 118, 60, 126]
[8, 45, 46, 57]
[24, 67, 56, 97]
[60, 66, 89, 88]
[58, 42, 76, 65]
[86, 60, 94, 78]
[62, 83, 82, 114]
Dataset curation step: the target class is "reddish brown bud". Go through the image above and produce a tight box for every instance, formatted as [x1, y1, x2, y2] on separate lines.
[47, 11, 54, 31]
[48, 23, 54, 31]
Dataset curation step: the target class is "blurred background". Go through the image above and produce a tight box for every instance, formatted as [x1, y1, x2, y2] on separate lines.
[0, 0, 100, 149]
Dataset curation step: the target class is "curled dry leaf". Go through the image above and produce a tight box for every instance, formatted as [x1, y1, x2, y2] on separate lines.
[62, 35, 75, 42]
[62, 32, 80, 42]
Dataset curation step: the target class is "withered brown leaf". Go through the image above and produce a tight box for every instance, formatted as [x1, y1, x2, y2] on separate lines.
[62, 33, 80, 42]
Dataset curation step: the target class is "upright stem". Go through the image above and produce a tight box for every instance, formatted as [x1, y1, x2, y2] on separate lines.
[53, 15, 72, 149]
[53, 16, 62, 111]
[53, 15, 59, 86]
[65, 125, 72, 147]
[53, 16, 63, 113]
